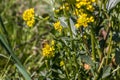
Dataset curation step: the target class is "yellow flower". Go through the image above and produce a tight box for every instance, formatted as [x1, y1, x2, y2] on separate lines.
[89, 16, 94, 22]
[54, 2, 69, 14]
[73, 9, 84, 16]
[64, 3, 69, 10]
[22, 8, 35, 27]
[87, 5, 94, 11]
[60, 60, 64, 67]
[75, 13, 88, 28]
[75, 0, 95, 12]
[26, 19, 35, 27]
[42, 43, 55, 58]
[53, 21, 62, 32]
[75, 13, 94, 28]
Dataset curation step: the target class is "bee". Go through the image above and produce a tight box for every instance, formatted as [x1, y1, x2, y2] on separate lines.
[41, 39, 49, 48]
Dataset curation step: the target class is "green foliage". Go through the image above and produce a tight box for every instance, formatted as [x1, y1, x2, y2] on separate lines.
[0, 0, 120, 80]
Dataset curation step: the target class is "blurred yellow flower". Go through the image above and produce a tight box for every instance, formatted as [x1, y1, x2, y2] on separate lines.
[26, 19, 35, 27]
[54, 2, 69, 14]
[91, 0, 96, 2]
[87, 5, 94, 11]
[60, 60, 64, 67]
[76, 0, 95, 12]
[42, 43, 55, 58]
[22, 8, 35, 27]
[53, 21, 62, 32]
[51, 40, 55, 46]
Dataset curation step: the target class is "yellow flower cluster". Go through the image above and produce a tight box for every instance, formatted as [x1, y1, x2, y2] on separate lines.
[76, 0, 95, 11]
[22, 8, 35, 27]
[75, 13, 94, 28]
[53, 21, 62, 32]
[42, 40, 55, 57]
[75, 0, 95, 28]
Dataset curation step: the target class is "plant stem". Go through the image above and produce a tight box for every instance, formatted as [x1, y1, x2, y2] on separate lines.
[95, 57, 105, 80]
[91, 28, 96, 61]
[73, 54, 81, 80]
[106, 31, 112, 65]
[64, 59, 70, 80]
[98, 57, 105, 73]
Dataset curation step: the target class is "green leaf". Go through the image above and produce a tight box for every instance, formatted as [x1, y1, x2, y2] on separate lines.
[102, 66, 111, 79]
[80, 55, 94, 66]
[0, 16, 10, 45]
[106, 0, 120, 11]
[59, 17, 68, 28]
[115, 47, 120, 65]
[69, 18, 77, 36]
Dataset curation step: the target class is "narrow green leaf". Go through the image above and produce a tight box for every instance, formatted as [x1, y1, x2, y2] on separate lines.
[106, 0, 120, 11]
[69, 18, 77, 36]
[0, 16, 10, 45]
[59, 17, 68, 28]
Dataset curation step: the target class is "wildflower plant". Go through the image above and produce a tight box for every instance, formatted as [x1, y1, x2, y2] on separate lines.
[0, 0, 120, 80]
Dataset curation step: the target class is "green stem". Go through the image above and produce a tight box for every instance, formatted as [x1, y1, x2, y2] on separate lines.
[95, 57, 105, 80]
[106, 31, 112, 65]
[64, 60, 70, 80]
[91, 28, 96, 61]
[67, 51, 73, 72]
[29, 0, 33, 8]
[95, 39, 103, 61]
[45, 60, 49, 70]
[73, 54, 81, 80]
[98, 57, 105, 73]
